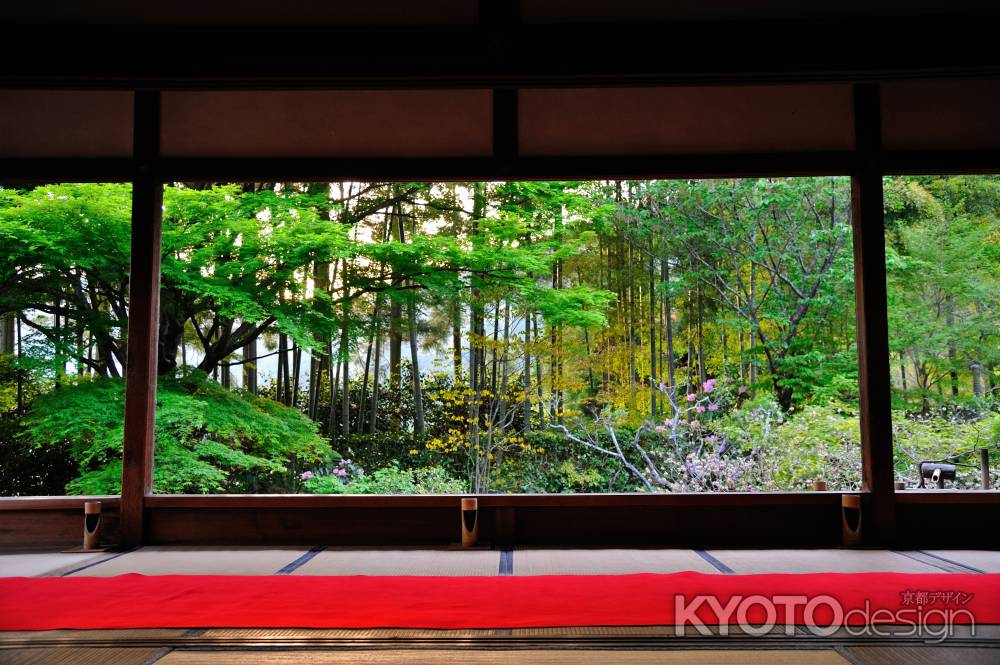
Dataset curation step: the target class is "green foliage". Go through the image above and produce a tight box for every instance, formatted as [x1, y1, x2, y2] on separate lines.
[304, 462, 466, 495]
[2, 175, 997, 496]
[23, 370, 331, 494]
[763, 403, 862, 491]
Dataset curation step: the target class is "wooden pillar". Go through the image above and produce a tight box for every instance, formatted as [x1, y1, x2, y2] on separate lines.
[492, 87, 518, 172]
[851, 83, 896, 544]
[120, 91, 163, 547]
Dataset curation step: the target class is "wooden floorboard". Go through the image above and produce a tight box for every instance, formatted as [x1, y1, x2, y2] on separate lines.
[0, 647, 168, 665]
[839, 645, 1000, 665]
[154, 649, 852, 664]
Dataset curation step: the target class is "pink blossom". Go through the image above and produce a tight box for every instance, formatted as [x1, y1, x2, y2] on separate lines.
[654, 425, 667, 432]
[695, 405, 706, 413]
[300, 471, 314, 480]
[333, 468, 347, 477]
[686, 393, 697, 402]
[702, 379, 716, 393]
[664, 418, 675, 427]
[689, 420, 700, 428]
[708, 403, 719, 412]
[738, 386, 748, 395]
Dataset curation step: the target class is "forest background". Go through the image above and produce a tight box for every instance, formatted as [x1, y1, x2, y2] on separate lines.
[1, 176, 997, 496]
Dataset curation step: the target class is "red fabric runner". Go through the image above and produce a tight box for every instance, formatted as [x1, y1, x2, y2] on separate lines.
[1, 572, 997, 631]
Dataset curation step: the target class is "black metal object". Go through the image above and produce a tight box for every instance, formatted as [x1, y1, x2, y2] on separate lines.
[918, 462, 958, 489]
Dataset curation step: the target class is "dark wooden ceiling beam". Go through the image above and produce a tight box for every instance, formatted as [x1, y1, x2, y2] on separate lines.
[3, 14, 999, 89]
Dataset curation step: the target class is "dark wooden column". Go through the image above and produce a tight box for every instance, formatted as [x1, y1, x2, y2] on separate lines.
[120, 91, 163, 547]
[851, 83, 896, 544]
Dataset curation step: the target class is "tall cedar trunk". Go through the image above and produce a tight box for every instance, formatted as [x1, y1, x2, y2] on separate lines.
[451, 303, 463, 382]
[533, 312, 544, 421]
[522, 304, 532, 432]
[627, 240, 636, 389]
[662, 259, 676, 390]
[394, 202, 425, 436]
[946, 300, 959, 396]
[340, 273, 351, 437]
[366, 217, 396, 434]
[291, 344, 301, 408]
[308, 258, 330, 421]
[358, 335, 373, 432]
[549, 260, 559, 420]
[326, 340, 337, 435]
[370, 325, 382, 433]
[307, 183, 332, 422]
[15, 318, 23, 409]
[469, 183, 486, 490]
[340, 327, 350, 436]
[748, 264, 757, 386]
[491, 300, 500, 399]
[277, 333, 288, 405]
[498, 300, 510, 430]
[697, 281, 706, 385]
[388, 204, 403, 393]
[407, 298, 424, 435]
[687, 281, 695, 391]
[648, 251, 657, 415]
[737, 294, 746, 382]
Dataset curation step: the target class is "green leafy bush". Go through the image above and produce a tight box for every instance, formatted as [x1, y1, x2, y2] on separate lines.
[24, 370, 331, 494]
[303, 462, 466, 494]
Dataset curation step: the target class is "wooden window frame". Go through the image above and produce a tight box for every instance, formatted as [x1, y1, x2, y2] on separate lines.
[2, 82, 999, 549]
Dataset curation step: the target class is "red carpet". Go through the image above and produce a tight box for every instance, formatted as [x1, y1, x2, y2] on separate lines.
[1, 572, 998, 631]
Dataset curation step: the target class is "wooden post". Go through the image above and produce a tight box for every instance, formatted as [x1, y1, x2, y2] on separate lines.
[83, 501, 102, 550]
[120, 91, 163, 547]
[982, 448, 991, 490]
[492, 88, 518, 174]
[461, 497, 479, 547]
[851, 83, 896, 545]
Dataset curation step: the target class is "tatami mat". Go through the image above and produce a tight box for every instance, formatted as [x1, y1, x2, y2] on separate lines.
[6, 547, 996, 579]
[290, 549, 500, 576]
[513, 549, 719, 576]
[0, 551, 107, 578]
[67, 546, 310, 577]
[922, 550, 1000, 573]
[706, 549, 941, 574]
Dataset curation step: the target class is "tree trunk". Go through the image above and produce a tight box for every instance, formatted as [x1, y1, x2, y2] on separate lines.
[522, 305, 532, 432]
[340, 324, 350, 437]
[946, 303, 960, 397]
[0, 314, 14, 355]
[242, 339, 257, 394]
[370, 310, 382, 434]
[648, 251, 657, 415]
[697, 281, 706, 385]
[359, 328, 374, 433]
[277, 333, 288, 404]
[498, 300, 510, 430]
[451, 302, 463, 382]
[291, 344, 301, 408]
[407, 297, 424, 436]
[663, 259, 675, 390]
